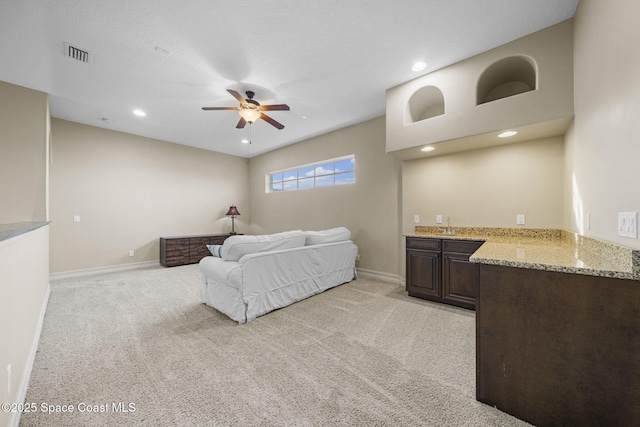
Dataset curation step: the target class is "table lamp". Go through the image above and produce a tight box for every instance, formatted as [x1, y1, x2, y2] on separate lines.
[226, 205, 240, 235]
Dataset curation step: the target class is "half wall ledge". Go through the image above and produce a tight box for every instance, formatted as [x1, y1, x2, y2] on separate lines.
[0, 221, 50, 242]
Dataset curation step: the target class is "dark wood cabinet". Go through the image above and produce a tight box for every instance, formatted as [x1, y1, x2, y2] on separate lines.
[477, 264, 640, 426]
[406, 247, 442, 300]
[405, 237, 483, 310]
[442, 239, 483, 309]
[160, 234, 233, 267]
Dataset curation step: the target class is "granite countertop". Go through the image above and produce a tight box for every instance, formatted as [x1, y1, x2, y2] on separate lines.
[0, 221, 50, 242]
[405, 226, 640, 281]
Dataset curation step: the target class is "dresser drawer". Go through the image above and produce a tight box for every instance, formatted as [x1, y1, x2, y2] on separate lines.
[442, 239, 483, 254]
[406, 237, 441, 251]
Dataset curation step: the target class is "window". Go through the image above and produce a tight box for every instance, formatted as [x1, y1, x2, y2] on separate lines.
[267, 155, 355, 193]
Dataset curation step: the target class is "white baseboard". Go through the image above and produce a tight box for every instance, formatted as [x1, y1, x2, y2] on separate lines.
[49, 261, 160, 281]
[10, 283, 50, 427]
[356, 268, 402, 284]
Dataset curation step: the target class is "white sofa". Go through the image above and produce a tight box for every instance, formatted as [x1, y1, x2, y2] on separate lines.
[199, 228, 358, 324]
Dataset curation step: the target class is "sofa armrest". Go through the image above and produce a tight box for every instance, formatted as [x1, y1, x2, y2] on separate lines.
[199, 256, 243, 286]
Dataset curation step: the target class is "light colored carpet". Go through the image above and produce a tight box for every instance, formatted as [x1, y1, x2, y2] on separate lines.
[21, 265, 530, 426]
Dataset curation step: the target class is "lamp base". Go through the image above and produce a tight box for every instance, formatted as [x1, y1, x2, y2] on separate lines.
[230, 216, 237, 235]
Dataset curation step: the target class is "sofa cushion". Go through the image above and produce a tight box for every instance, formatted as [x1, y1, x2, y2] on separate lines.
[221, 230, 306, 261]
[305, 227, 351, 245]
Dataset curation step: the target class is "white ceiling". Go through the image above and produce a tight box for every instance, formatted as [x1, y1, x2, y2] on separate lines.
[0, 0, 578, 158]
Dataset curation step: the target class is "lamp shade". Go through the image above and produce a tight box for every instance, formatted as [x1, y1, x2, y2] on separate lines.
[226, 205, 240, 216]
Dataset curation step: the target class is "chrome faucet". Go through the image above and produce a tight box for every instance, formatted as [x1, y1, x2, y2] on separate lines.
[443, 217, 455, 235]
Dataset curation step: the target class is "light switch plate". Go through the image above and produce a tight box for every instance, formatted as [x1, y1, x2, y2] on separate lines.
[73, 215, 81, 223]
[436, 215, 443, 224]
[516, 214, 525, 225]
[618, 212, 638, 238]
[414, 215, 420, 223]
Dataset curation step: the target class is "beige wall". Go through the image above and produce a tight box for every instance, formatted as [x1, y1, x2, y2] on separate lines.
[403, 137, 564, 233]
[248, 117, 403, 278]
[0, 81, 49, 223]
[50, 119, 249, 273]
[565, 0, 640, 249]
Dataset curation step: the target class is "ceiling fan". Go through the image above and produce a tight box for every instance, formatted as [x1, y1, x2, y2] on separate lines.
[202, 89, 290, 130]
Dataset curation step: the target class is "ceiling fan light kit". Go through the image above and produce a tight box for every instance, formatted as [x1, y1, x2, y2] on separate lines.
[239, 106, 261, 123]
[202, 89, 290, 131]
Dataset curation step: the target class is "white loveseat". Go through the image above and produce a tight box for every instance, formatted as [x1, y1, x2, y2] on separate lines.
[199, 227, 358, 324]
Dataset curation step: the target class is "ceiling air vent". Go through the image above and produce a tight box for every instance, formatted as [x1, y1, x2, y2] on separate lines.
[64, 42, 91, 64]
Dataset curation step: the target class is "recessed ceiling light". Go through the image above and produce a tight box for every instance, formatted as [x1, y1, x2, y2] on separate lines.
[241, 139, 250, 144]
[497, 130, 518, 138]
[412, 61, 427, 72]
[421, 146, 435, 152]
[133, 109, 146, 117]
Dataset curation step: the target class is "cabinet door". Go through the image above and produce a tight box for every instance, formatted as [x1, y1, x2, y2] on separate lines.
[442, 252, 479, 310]
[406, 249, 442, 301]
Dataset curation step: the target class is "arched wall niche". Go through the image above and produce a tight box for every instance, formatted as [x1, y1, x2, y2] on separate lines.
[477, 55, 537, 105]
[405, 85, 445, 124]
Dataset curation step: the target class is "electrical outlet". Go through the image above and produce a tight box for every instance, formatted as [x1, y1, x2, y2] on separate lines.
[129, 250, 135, 257]
[516, 214, 525, 225]
[414, 215, 420, 223]
[356, 254, 360, 261]
[436, 215, 443, 224]
[618, 212, 638, 238]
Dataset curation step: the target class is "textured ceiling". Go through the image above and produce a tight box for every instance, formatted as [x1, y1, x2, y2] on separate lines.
[0, 0, 578, 158]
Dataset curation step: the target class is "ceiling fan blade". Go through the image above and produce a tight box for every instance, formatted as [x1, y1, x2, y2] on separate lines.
[260, 113, 284, 130]
[236, 117, 247, 129]
[260, 104, 290, 111]
[227, 89, 248, 106]
[201, 107, 238, 110]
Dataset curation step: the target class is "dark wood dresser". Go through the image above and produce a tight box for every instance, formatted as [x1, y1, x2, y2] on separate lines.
[160, 234, 235, 267]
